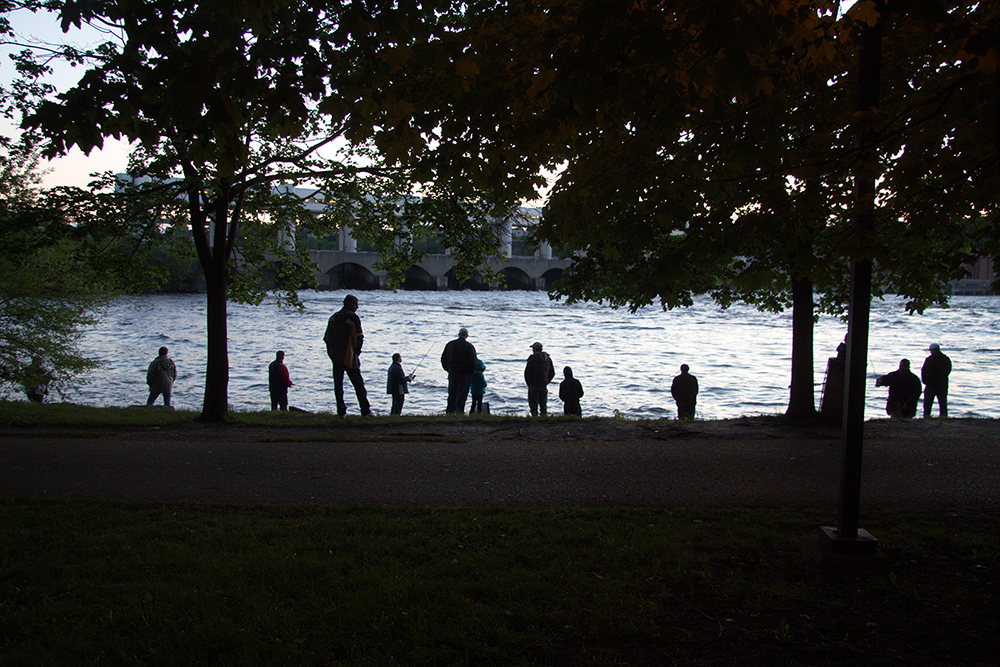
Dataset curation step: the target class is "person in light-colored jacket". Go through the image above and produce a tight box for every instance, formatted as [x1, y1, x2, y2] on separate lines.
[146, 346, 177, 407]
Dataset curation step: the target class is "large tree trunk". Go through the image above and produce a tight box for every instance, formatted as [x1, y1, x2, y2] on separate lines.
[188, 182, 235, 422]
[201, 259, 230, 421]
[786, 274, 817, 420]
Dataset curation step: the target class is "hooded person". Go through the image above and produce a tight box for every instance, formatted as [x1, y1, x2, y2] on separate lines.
[146, 346, 177, 407]
[470, 358, 487, 414]
[558, 366, 584, 416]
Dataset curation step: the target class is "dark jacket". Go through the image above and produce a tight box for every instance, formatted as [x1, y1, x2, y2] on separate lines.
[921, 350, 952, 388]
[670, 371, 699, 405]
[559, 369, 584, 415]
[324, 307, 364, 368]
[876, 369, 921, 417]
[387, 361, 409, 395]
[524, 351, 555, 387]
[441, 337, 478, 375]
[268, 360, 292, 393]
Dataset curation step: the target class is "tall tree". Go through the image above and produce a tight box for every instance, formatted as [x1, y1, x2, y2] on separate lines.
[15, 0, 517, 419]
[361, 0, 999, 418]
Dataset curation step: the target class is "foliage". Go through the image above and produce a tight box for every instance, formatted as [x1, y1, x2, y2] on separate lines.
[357, 0, 999, 417]
[12, 0, 519, 420]
[396, 0, 998, 313]
[0, 141, 132, 398]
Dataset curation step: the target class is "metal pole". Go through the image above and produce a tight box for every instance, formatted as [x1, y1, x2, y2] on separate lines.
[820, 3, 882, 555]
[838, 258, 872, 539]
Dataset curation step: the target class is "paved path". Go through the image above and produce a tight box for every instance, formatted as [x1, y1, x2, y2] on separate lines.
[1, 420, 997, 509]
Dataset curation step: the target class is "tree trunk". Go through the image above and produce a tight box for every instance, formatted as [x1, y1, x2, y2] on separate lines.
[201, 258, 230, 421]
[191, 186, 235, 423]
[786, 275, 817, 420]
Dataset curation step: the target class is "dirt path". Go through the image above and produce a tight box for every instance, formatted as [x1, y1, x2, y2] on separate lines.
[1, 416, 997, 508]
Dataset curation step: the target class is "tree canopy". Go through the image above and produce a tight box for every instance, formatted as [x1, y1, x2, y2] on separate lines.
[9, 0, 998, 419]
[357, 0, 1000, 416]
[12, 0, 520, 419]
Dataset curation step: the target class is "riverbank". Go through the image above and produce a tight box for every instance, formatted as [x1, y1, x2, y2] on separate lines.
[2, 407, 997, 508]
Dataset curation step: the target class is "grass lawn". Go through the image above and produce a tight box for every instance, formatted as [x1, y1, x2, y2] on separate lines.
[1, 500, 996, 666]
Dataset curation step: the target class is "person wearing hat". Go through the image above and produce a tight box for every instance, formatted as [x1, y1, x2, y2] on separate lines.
[441, 327, 478, 414]
[268, 350, 293, 411]
[524, 341, 555, 416]
[921, 343, 952, 418]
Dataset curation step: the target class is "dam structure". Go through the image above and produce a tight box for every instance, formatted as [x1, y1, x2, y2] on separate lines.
[288, 188, 571, 291]
[309, 247, 572, 291]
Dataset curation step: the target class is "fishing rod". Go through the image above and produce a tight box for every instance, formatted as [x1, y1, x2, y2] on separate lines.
[408, 338, 441, 378]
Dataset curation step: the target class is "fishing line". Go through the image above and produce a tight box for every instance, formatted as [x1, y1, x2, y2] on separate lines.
[409, 335, 444, 377]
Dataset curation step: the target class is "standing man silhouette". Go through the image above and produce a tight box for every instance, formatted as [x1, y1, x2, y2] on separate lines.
[441, 327, 478, 414]
[875, 358, 921, 418]
[324, 294, 371, 417]
[524, 341, 555, 416]
[921, 343, 952, 418]
[268, 350, 293, 411]
[386, 352, 414, 416]
[670, 364, 699, 419]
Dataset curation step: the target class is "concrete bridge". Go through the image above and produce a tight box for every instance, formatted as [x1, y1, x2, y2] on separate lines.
[307, 249, 572, 291]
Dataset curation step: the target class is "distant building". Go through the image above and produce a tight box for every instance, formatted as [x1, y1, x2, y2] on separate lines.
[950, 256, 996, 296]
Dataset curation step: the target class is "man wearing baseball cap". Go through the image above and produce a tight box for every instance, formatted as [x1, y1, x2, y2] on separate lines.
[524, 341, 555, 416]
[921, 343, 952, 418]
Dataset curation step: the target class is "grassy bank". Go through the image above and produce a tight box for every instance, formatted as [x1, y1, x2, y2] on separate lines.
[1, 500, 996, 666]
[0, 400, 544, 429]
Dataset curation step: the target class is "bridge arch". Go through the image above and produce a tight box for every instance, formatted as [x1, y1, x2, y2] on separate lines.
[402, 265, 436, 291]
[499, 266, 533, 290]
[540, 268, 564, 290]
[446, 268, 488, 291]
[326, 262, 379, 290]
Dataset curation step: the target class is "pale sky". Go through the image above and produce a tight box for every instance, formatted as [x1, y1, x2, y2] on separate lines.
[2, 6, 132, 188]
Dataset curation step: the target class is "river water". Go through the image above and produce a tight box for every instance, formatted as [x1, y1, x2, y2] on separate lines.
[67, 290, 1000, 420]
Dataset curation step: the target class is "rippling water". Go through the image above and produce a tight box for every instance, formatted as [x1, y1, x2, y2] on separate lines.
[69, 290, 1000, 420]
